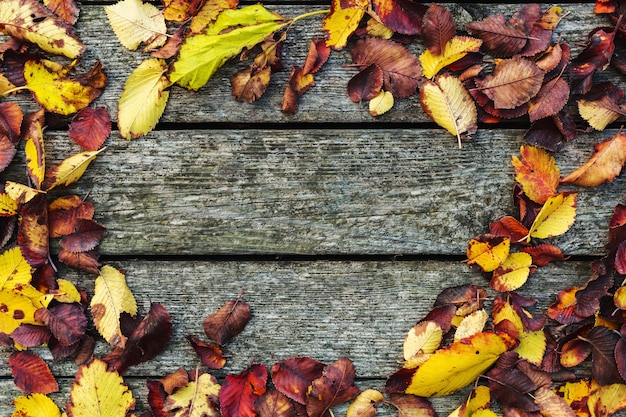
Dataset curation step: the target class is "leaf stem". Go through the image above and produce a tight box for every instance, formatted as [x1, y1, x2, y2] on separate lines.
[290, 9, 330, 24]
[1, 85, 30, 96]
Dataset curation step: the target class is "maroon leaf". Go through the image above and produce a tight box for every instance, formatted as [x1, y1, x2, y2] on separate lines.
[35, 303, 87, 346]
[60, 219, 107, 252]
[433, 283, 486, 316]
[585, 325, 624, 385]
[68, 107, 111, 151]
[9, 351, 58, 394]
[49, 195, 95, 238]
[302, 39, 331, 75]
[17, 193, 49, 267]
[489, 216, 529, 241]
[388, 393, 436, 417]
[570, 26, 617, 94]
[58, 249, 101, 274]
[220, 364, 268, 417]
[45, 0, 80, 24]
[347, 64, 383, 103]
[524, 112, 577, 152]
[147, 379, 168, 417]
[465, 13, 529, 57]
[10, 323, 51, 347]
[370, 0, 426, 35]
[521, 244, 566, 267]
[186, 335, 226, 369]
[486, 367, 539, 412]
[282, 66, 315, 115]
[271, 357, 325, 404]
[421, 3, 456, 55]
[203, 295, 251, 345]
[306, 357, 360, 417]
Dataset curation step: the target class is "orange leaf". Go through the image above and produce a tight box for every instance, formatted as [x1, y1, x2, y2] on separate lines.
[220, 364, 268, 417]
[511, 144, 560, 204]
[475, 57, 544, 109]
[466, 235, 510, 272]
[561, 131, 626, 187]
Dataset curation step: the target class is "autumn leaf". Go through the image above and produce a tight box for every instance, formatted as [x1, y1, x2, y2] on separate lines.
[60, 219, 107, 253]
[587, 381, 626, 417]
[346, 389, 383, 417]
[370, 0, 426, 35]
[17, 193, 49, 267]
[527, 192, 578, 240]
[347, 64, 383, 103]
[90, 265, 138, 348]
[387, 393, 436, 417]
[0, 0, 85, 58]
[528, 77, 570, 123]
[0, 102, 22, 173]
[220, 364, 268, 417]
[271, 356, 325, 404]
[405, 332, 510, 397]
[24, 60, 106, 116]
[43, 148, 106, 191]
[9, 351, 58, 394]
[35, 303, 87, 346]
[465, 12, 529, 57]
[475, 57, 544, 109]
[105, 0, 167, 51]
[0, 289, 40, 335]
[190, 0, 239, 33]
[403, 321, 443, 362]
[203, 295, 251, 345]
[44, 0, 79, 25]
[69, 107, 111, 151]
[486, 367, 538, 412]
[118, 58, 171, 140]
[421, 74, 477, 148]
[577, 82, 626, 131]
[369, 90, 394, 116]
[255, 389, 301, 417]
[5, 181, 44, 204]
[0, 246, 32, 291]
[231, 66, 272, 104]
[420, 36, 482, 79]
[186, 335, 226, 369]
[23, 110, 45, 190]
[570, 27, 617, 94]
[12, 393, 61, 417]
[163, 0, 205, 22]
[525, 111, 577, 153]
[169, 4, 288, 91]
[560, 131, 626, 187]
[351, 38, 421, 99]
[489, 216, 529, 242]
[66, 358, 135, 417]
[306, 357, 360, 417]
[512, 145, 560, 204]
[164, 372, 221, 417]
[421, 3, 456, 56]
[466, 235, 510, 272]
[58, 250, 101, 275]
[521, 244, 566, 266]
[323, 0, 366, 50]
[454, 309, 488, 341]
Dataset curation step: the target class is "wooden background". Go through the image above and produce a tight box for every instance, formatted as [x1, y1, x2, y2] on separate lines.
[2, 1, 625, 415]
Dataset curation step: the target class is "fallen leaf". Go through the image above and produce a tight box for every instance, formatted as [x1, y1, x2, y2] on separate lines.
[220, 364, 268, 417]
[486, 367, 538, 412]
[0, 0, 85, 58]
[255, 389, 301, 417]
[17, 193, 49, 267]
[465, 12, 529, 57]
[43, 148, 106, 191]
[118, 58, 171, 140]
[512, 144, 560, 204]
[528, 77, 570, 123]
[420, 36, 482, 79]
[489, 216, 529, 242]
[271, 356, 325, 404]
[35, 302, 87, 346]
[23, 110, 45, 190]
[231, 65, 272, 104]
[186, 335, 226, 369]
[48, 195, 95, 238]
[403, 321, 443, 361]
[69, 107, 111, 151]
[434, 284, 486, 317]
[44, 0, 79, 24]
[560, 132, 626, 187]
[9, 323, 50, 348]
[190, 0, 239, 33]
[164, 372, 221, 417]
[0, 246, 32, 291]
[12, 393, 61, 417]
[105, 0, 167, 51]
[306, 357, 360, 417]
[90, 265, 138, 348]
[162, 0, 205, 22]
[466, 235, 510, 272]
[387, 393, 436, 417]
[369, 90, 394, 116]
[66, 358, 135, 417]
[454, 309, 488, 341]
[346, 389, 383, 417]
[570, 27, 617, 94]
[421, 74, 477, 147]
[370, 0, 426, 35]
[58, 249, 100, 275]
[577, 82, 626, 131]
[585, 326, 623, 385]
[475, 57, 544, 109]
[60, 219, 107, 252]
[24, 59, 106, 116]
[9, 350, 58, 394]
[587, 381, 626, 417]
[0, 289, 40, 335]
[421, 3, 455, 55]
[203, 295, 251, 345]
[527, 192, 578, 240]
[322, 0, 366, 50]
[521, 244, 566, 267]
[348, 64, 383, 103]
[303, 39, 331, 75]
[525, 111, 577, 152]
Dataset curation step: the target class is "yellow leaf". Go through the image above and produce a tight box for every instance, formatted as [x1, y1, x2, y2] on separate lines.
[43, 148, 106, 191]
[0, 73, 16, 96]
[511, 145, 560, 204]
[24, 113, 45, 190]
[578, 98, 624, 131]
[91, 265, 138, 348]
[447, 385, 490, 417]
[164, 372, 221, 417]
[406, 332, 509, 397]
[53, 279, 82, 303]
[454, 309, 488, 341]
[5, 181, 45, 204]
[557, 380, 590, 412]
[0, 193, 17, 216]
[347, 389, 384, 417]
[420, 36, 483, 79]
[528, 192, 578, 240]
[404, 321, 443, 361]
[105, 0, 167, 51]
[614, 286, 626, 310]
[490, 252, 533, 292]
[66, 359, 135, 417]
[0, 247, 32, 291]
[0, 289, 40, 334]
[24, 60, 106, 116]
[515, 330, 546, 366]
[169, 4, 288, 91]
[421, 74, 477, 148]
[369, 90, 394, 116]
[118, 58, 171, 140]
[588, 381, 626, 417]
[323, 0, 366, 50]
[466, 236, 510, 272]
[190, 0, 239, 33]
[561, 132, 626, 187]
[12, 393, 61, 417]
[0, 0, 85, 58]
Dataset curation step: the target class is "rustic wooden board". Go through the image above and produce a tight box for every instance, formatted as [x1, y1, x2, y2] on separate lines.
[0, 259, 600, 416]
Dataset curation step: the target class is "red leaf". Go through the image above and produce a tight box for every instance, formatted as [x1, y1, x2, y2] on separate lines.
[186, 335, 226, 369]
[570, 27, 617, 94]
[68, 107, 111, 151]
[421, 3, 455, 55]
[35, 303, 87, 346]
[147, 379, 168, 417]
[220, 364, 268, 417]
[45, 0, 80, 24]
[271, 357, 325, 404]
[203, 295, 251, 345]
[17, 193, 49, 267]
[370, 0, 426, 35]
[522, 244, 566, 267]
[58, 249, 101, 274]
[489, 216, 529, 241]
[302, 39, 331, 75]
[9, 351, 58, 394]
[347, 64, 383, 103]
[282, 66, 314, 114]
[105, 303, 173, 374]
[49, 195, 95, 238]
[60, 219, 107, 252]
[306, 357, 360, 417]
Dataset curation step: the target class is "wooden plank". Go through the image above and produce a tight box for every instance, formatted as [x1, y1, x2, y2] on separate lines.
[5, 3, 617, 124]
[3, 128, 620, 256]
[0, 259, 600, 416]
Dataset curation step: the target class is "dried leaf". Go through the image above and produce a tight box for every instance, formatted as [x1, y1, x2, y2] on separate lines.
[203, 296, 251, 345]
[369, 90, 394, 116]
[465, 13, 529, 57]
[35, 303, 87, 346]
[323, 0, 366, 50]
[586, 325, 623, 385]
[49, 195, 95, 238]
[9, 351, 58, 394]
[66, 359, 135, 417]
[528, 77, 570, 123]
[527, 192, 578, 240]
[58, 249, 100, 274]
[12, 393, 61, 417]
[44, 0, 79, 24]
[43, 148, 106, 191]
[271, 356, 325, 404]
[231, 65, 272, 104]
[164, 372, 221, 417]
[466, 235, 510, 272]
[577, 82, 626, 131]
[570, 27, 616, 94]
[186, 335, 226, 369]
[306, 357, 360, 417]
[420, 36, 482, 79]
[22, 110, 45, 190]
[454, 309, 488, 341]
[220, 364, 268, 417]
[512, 144, 560, 204]
[587, 381, 626, 417]
[370, 0, 426, 35]
[475, 57, 544, 109]
[60, 219, 107, 252]
[348, 64, 383, 103]
[346, 389, 383, 417]
[421, 3, 455, 55]
[17, 193, 49, 267]
[303, 39, 331, 75]
[105, 0, 166, 51]
[69, 107, 111, 151]
[489, 216, 529, 242]
[255, 389, 300, 417]
[190, 0, 239, 33]
[0, 289, 40, 335]
[387, 393, 435, 417]
[560, 132, 626, 187]
[0, 246, 32, 291]
[487, 367, 538, 412]
[521, 244, 566, 267]
[162, 0, 205, 22]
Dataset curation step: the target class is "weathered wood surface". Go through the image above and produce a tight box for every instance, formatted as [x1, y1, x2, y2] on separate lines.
[2, 1, 626, 416]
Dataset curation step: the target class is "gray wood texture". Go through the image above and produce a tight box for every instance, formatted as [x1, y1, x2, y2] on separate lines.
[2, 1, 626, 416]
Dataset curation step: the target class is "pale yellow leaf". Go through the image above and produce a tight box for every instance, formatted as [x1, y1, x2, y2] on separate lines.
[66, 359, 135, 417]
[404, 321, 443, 361]
[4, 181, 45, 204]
[369, 90, 394, 116]
[105, 0, 167, 51]
[347, 389, 384, 417]
[454, 309, 488, 341]
[164, 372, 221, 417]
[118, 58, 171, 140]
[43, 148, 106, 191]
[421, 74, 477, 148]
[528, 192, 578, 240]
[420, 36, 483, 79]
[90, 265, 138, 348]
[0, 247, 32, 291]
[12, 393, 61, 417]
[578, 98, 624, 131]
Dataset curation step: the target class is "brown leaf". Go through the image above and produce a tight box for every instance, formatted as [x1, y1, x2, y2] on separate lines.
[60, 219, 107, 252]
[475, 57, 544, 109]
[528, 77, 570, 122]
[465, 13, 529, 57]
[186, 335, 226, 369]
[58, 249, 100, 274]
[346, 389, 383, 417]
[306, 357, 360, 417]
[521, 244, 566, 267]
[271, 356, 325, 404]
[303, 39, 331, 75]
[388, 393, 435, 417]
[203, 295, 251, 345]
[10, 323, 51, 347]
[348, 64, 383, 103]
[560, 131, 626, 187]
[35, 303, 87, 346]
[370, 0, 426, 35]
[282, 66, 315, 114]
[351, 37, 421, 98]
[525, 112, 577, 153]
[9, 350, 58, 394]
[255, 388, 302, 417]
[434, 283, 486, 317]
[231, 65, 272, 104]
[421, 3, 456, 55]
[69, 107, 111, 151]
[585, 325, 624, 386]
[534, 386, 577, 417]
[49, 195, 95, 238]
[0, 102, 22, 172]
[44, 0, 79, 24]
[571, 27, 617, 94]
[487, 367, 539, 411]
[190, 0, 239, 33]
[17, 193, 49, 267]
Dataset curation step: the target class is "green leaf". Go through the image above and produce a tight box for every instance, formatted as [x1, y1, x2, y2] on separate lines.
[169, 4, 288, 91]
